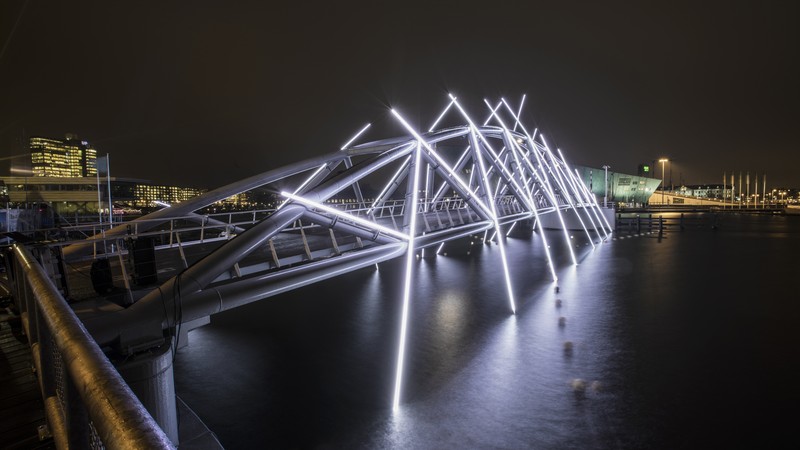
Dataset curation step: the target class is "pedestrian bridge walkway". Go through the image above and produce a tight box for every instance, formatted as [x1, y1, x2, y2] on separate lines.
[3, 94, 613, 447]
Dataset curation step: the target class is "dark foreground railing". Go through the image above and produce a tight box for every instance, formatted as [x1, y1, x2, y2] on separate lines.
[6, 244, 174, 449]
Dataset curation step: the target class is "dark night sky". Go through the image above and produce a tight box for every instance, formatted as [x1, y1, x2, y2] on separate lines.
[1, 1, 798, 189]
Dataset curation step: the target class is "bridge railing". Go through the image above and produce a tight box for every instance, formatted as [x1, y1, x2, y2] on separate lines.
[5, 243, 174, 449]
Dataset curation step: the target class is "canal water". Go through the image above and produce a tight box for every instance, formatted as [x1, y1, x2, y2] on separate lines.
[173, 213, 800, 449]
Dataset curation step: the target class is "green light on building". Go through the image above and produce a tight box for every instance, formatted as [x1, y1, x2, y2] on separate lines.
[643, 165, 650, 172]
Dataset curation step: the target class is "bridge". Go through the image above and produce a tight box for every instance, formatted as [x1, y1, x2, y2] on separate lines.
[2, 95, 613, 448]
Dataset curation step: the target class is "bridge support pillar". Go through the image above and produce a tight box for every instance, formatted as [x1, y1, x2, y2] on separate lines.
[115, 338, 179, 445]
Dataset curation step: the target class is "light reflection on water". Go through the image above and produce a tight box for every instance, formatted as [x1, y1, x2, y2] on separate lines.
[173, 215, 800, 449]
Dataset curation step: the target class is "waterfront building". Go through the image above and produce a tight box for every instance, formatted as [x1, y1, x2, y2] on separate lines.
[574, 165, 661, 206]
[29, 134, 97, 178]
[0, 175, 206, 215]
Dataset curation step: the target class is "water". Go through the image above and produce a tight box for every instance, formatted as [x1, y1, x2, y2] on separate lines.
[173, 213, 800, 449]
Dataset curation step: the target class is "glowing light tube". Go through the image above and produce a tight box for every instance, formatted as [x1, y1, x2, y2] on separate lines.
[506, 221, 517, 236]
[481, 107, 556, 281]
[498, 100, 577, 265]
[392, 142, 423, 411]
[367, 155, 412, 216]
[292, 164, 327, 196]
[471, 128, 516, 314]
[452, 95, 533, 213]
[391, 109, 493, 216]
[482, 99, 536, 208]
[483, 101, 502, 126]
[523, 142, 578, 265]
[559, 158, 603, 239]
[557, 149, 606, 240]
[513, 94, 526, 131]
[545, 149, 595, 248]
[432, 145, 471, 203]
[538, 138, 597, 246]
[340, 123, 372, 150]
[428, 98, 455, 131]
[281, 191, 408, 241]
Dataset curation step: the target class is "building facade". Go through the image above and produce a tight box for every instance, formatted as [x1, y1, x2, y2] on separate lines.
[0, 176, 206, 215]
[29, 135, 97, 177]
[574, 165, 662, 206]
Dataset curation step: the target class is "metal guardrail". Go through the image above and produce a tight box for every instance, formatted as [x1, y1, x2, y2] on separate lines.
[6, 244, 174, 449]
[12, 196, 524, 255]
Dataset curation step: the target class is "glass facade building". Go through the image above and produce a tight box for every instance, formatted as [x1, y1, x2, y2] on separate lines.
[574, 165, 662, 206]
[29, 135, 97, 178]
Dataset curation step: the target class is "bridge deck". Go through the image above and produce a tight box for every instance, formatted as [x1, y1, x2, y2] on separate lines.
[0, 311, 49, 449]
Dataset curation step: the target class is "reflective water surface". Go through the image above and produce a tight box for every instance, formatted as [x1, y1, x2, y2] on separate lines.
[174, 213, 800, 449]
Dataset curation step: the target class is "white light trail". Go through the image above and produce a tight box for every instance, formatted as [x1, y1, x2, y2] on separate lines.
[484, 101, 557, 281]
[437, 242, 445, 254]
[506, 221, 517, 236]
[544, 147, 595, 248]
[557, 148, 607, 240]
[483, 101, 502, 126]
[391, 109, 493, 216]
[451, 95, 534, 213]
[340, 123, 372, 150]
[293, 164, 327, 195]
[393, 142, 423, 411]
[470, 127, 516, 314]
[432, 145, 471, 203]
[523, 138, 578, 265]
[513, 94, 526, 131]
[367, 155, 412, 216]
[482, 99, 536, 207]
[429, 98, 455, 131]
[281, 191, 409, 241]
[499, 99, 577, 265]
[153, 200, 171, 208]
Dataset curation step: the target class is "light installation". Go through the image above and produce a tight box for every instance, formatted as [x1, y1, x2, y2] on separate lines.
[77, 92, 613, 413]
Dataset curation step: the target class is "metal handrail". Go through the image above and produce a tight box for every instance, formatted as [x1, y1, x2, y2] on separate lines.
[9, 244, 174, 449]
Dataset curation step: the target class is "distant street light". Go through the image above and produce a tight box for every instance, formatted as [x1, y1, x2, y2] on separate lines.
[659, 158, 668, 205]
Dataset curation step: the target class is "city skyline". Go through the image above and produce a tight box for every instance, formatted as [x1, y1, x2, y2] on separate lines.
[1, 1, 797, 189]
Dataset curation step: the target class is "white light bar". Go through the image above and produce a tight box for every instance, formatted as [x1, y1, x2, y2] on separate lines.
[390, 109, 492, 215]
[393, 142, 423, 411]
[281, 191, 408, 241]
[513, 94, 526, 131]
[429, 98, 455, 131]
[340, 123, 372, 150]
[471, 127, 516, 314]
[292, 164, 327, 195]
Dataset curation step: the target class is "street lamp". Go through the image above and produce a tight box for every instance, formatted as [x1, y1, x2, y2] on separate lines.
[659, 158, 668, 205]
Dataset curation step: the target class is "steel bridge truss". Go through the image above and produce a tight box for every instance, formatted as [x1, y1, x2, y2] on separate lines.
[71, 94, 612, 410]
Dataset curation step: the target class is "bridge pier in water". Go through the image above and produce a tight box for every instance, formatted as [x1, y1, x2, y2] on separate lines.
[114, 338, 179, 444]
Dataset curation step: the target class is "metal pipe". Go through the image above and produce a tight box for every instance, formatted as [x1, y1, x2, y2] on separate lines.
[84, 205, 306, 346]
[181, 243, 408, 318]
